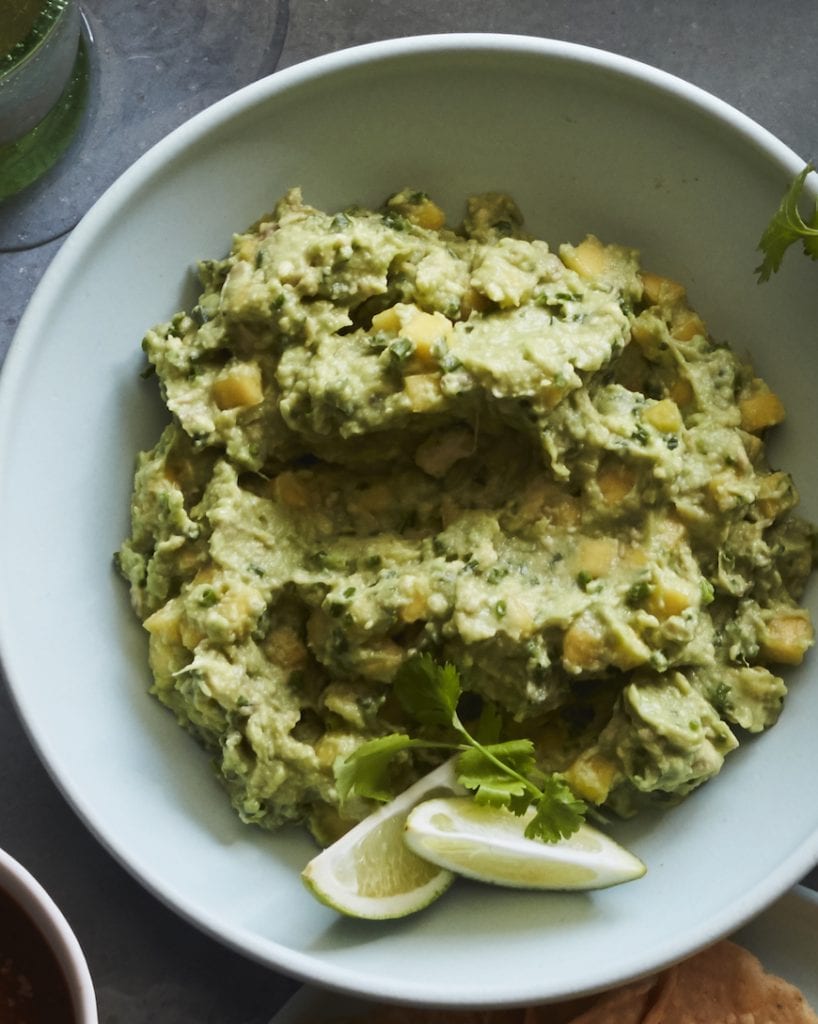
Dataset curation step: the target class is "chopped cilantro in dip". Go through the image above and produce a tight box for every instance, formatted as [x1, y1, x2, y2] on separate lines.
[118, 188, 815, 847]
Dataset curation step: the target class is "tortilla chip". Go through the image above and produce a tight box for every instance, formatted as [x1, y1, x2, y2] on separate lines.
[521, 996, 599, 1024]
[370, 1007, 525, 1024]
[361, 940, 816, 1024]
[524, 979, 658, 1024]
[643, 940, 818, 1023]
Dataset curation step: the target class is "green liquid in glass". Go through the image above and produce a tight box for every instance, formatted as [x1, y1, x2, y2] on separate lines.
[0, 0, 87, 202]
[0, 0, 69, 66]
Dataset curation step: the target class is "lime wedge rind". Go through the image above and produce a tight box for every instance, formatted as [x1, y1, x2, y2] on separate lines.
[404, 796, 646, 892]
[301, 758, 465, 920]
[303, 854, 455, 920]
[302, 769, 645, 919]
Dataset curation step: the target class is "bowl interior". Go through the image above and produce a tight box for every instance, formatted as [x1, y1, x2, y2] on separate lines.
[1, 35, 817, 1005]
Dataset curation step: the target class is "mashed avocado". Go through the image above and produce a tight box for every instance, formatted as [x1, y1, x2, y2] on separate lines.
[117, 188, 815, 845]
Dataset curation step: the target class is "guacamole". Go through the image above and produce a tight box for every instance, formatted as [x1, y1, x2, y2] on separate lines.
[117, 188, 815, 845]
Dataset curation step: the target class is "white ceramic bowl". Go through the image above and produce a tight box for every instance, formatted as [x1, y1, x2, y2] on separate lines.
[0, 848, 97, 1023]
[1, 34, 817, 1007]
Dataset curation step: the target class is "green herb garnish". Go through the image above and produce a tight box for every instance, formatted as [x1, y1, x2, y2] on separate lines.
[625, 580, 652, 607]
[756, 163, 818, 281]
[335, 655, 587, 843]
[388, 336, 414, 363]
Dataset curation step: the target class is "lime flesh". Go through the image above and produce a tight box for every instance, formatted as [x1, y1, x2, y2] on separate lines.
[301, 758, 464, 919]
[404, 797, 646, 891]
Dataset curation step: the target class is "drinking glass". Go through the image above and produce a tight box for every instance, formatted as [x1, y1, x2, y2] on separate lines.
[0, 0, 288, 252]
[0, 0, 87, 204]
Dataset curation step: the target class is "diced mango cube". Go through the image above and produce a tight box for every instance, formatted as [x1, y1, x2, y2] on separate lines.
[562, 619, 606, 672]
[668, 375, 694, 407]
[403, 372, 443, 412]
[387, 190, 446, 231]
[408, 197, 446, 231]
[643, 398, 682, 433]
[564, 750, 620, 804]
[372, 304, 453, 363]
[371, 305, 402, 333]
[759, 611, 814, 665]
[403, 310, 453, 359]
[620, 545, 649, 570]
[143, 599, 183, 642]
[576, 537, 618, 577]
[263, 624, 308, 670]
[561, 235, 609, 279]
[629, 315, 658, 349]
[399, 576, 429, 623]
[273, 471, 311, 509]
[739, 387, 786, 433]
[178, 619, 205, 651]
[640, 271, 686, 306]
[756, 471, 794, 520]
[671, 309, 706, 341]
[212, 363, 264, 410]
[147, 635, 183, 679]
[597, 459, 637, 505]
[645, 573, 695, 619]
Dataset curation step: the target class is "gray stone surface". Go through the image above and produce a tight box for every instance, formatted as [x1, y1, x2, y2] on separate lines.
[0, 2, 816, 1020]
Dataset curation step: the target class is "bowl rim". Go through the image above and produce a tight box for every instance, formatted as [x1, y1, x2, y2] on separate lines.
[0, 847, 97, 1023]
[7, 30, 813, 286]
[1, 31, 817, 1006]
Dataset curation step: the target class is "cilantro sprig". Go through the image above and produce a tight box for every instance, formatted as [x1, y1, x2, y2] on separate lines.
[335, 655, 587, 843]
[756, 162, 818, 281]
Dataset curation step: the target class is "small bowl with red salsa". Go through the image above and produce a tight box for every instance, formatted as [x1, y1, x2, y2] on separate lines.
[0, 848, 96, 1024]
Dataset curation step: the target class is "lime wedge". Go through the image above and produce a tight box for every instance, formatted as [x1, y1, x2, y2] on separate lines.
[301, 758, 465, 919]
[404, 797, 646, 891]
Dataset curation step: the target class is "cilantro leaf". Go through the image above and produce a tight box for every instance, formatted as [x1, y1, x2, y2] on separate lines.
[472, 700, 504, 745]
[457, 739, 536, 780]
[334, 658, 590, 842]
[456, 740, 536, 805]
[393, 654, 461, 729]
[334, 733, 417, 803]
[756, 163, 818, 281]
[469, 778, 529, 807]
[523, 775, 588, 843]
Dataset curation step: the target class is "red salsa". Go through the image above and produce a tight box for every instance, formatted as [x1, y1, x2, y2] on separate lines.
[0, 884, 76, 1023]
